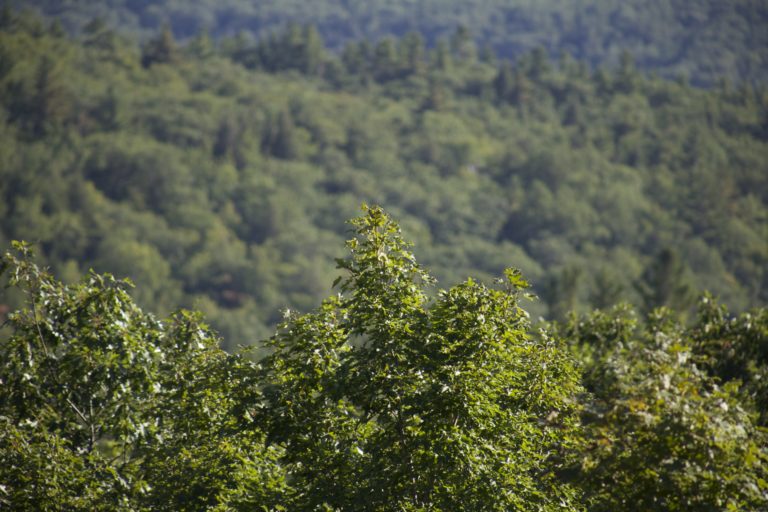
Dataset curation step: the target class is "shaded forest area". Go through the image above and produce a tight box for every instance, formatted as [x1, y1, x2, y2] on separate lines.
[19, 0, 768, 86]
[0, 9, 766, 348]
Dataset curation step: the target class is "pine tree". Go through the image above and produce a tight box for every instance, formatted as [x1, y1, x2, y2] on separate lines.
[141, 23, 179, 68]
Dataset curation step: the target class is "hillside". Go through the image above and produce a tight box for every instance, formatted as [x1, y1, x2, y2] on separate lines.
[17, 0, 768, 86]
[0, 10, 766, 348]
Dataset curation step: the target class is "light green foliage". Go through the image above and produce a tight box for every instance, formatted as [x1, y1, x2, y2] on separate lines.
[0, 243, 169, 458]
[258, 206, 585, 510]
[0, 242, 287, 510]
[2, 209, 768, 509]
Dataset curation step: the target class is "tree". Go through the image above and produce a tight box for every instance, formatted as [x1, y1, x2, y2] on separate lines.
[92, 85, 124, 131]
[372, 37, 399, 81]
[26, 55, 71, 137]
[450, 25, 476, 62]
[300, 24, 325, 75]
[264, 110, 299, 160]
[398, 31, 426, 76]
[185, 28, 214, 60]
[0, 242, 286, 510]
[635, 248, 696, 314]
[689, 295, 768, 426]
[141, 23, 179, 68]
[542, 265, 583, 320]
[615, 50, 638, 94]
[493, 61, 514, 102]
[257, 206, 585, 510]
[432, 38, 452, 72]
[566, 306, 768, 511]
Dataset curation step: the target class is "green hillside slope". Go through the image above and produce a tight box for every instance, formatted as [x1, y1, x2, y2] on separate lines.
[0, 11, 766, 348]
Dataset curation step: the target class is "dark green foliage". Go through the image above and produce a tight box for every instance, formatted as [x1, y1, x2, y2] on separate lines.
[141, 24, 178, 68]
[20, 0, 768, 86]
[635, 248, 696, 314]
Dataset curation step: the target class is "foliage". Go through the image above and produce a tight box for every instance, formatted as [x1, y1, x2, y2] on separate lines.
[1, 7, 767, 509]
[0, 10, 765, 344]
[2, 209, 768, 510]
[0, 242, 286, 510]
[563, 305, 768, 511]
[19, 0, 768, 86]
[253, 206, 586, 510]
[689, 295, 768, 426]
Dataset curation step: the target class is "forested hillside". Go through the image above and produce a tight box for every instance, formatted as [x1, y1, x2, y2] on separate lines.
[18, 0, 768, 86]
[1, 10, 766, 347]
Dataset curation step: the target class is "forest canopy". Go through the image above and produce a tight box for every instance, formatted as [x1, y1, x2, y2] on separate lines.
[1, 3, 767, 509]
[0, 8, 765, 347]
[17, 0, 768, 86]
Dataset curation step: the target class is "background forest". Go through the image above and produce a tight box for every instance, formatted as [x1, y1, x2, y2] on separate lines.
[17, 0, 768, 86]
[0, 4, 766, 347]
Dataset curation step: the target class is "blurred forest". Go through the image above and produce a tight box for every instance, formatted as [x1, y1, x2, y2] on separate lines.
[0, 7, 766, 349]
[18, 0, 768, 86]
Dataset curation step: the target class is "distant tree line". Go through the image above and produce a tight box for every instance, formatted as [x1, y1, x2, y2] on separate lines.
[16, 0, 768, 86]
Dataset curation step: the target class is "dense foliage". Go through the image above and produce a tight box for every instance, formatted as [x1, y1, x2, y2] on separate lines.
[19, 0, 768, 86]
[257, 206, 584, 510]
[0, 242, 286, 510]
[2, 209, 767, 510]
[2, 3, 766, 509]
[0, 10, 765, 347]
[563, 304, 768, 510]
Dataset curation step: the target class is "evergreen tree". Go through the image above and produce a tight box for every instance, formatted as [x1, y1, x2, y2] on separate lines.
[615, 50, 638, 94]
[372, 37, 398, 81]
[300, 24, 325, 75]
[450, 24, 476, 61]
[266, 110, 299, 160]
[29, 55, 70, 136]
[186, 28, 214, 59]
[493, 61, 514, 102]
[432, 38, 452, 71]
[398, 31, 426, 76]
[635, 248, 696, 314]
[141, 23, 179, 67]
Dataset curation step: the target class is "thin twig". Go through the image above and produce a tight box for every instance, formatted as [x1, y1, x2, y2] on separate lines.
[90, 398, 97, 454]
[65, 396, 89, 425]
[30, 298, 50, 359]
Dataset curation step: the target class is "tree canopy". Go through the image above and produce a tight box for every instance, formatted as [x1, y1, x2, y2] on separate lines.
[18, 0, 768, 86]
[2, 208, 766, 510]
